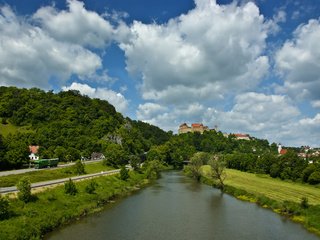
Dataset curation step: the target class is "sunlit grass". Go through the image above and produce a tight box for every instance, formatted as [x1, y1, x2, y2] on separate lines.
[201, 166, 320, 205]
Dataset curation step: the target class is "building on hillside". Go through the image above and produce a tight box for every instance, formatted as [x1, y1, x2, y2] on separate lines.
[234, 133, 250, 140]
[278, 144, 287, 155]
[29, 145, 39, 160]
[91, 152, 105, 160]
[178, 123, 209, 134]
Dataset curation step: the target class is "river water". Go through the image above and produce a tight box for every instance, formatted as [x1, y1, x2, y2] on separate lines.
[47, 171, 319, 240]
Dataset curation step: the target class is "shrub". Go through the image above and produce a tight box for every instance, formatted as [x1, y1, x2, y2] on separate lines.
[64, 179, 78, 195]
[308, 171, 320, 185]
[85, 180, 98, 194]
[120, 166, 129, 181]
[72, 160, 86, 175]
[300, 197, 309, 209]
[17, 177, 32, 203]
[0, 195, 10, 220]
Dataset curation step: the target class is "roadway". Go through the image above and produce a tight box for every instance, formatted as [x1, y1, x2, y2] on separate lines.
[0, 159, 103, 177]
[0, 169, 120, 194]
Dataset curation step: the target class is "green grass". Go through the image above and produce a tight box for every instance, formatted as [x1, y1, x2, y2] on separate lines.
[0, 171, 149, 240]
[0, 121, 33, 137]
[200, 166, 320, 236]
[0, 162, 114, 187]
[201, 166, 320, 205]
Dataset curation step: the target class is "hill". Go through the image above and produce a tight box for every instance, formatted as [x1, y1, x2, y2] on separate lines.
[0, 86, 169, 170]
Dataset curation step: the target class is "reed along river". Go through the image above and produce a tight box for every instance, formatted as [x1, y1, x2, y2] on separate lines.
[47, 171, 319, 240]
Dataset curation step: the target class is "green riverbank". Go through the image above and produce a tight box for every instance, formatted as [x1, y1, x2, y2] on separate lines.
[0, 171, 150, 240]
[200, 169, 320, 237]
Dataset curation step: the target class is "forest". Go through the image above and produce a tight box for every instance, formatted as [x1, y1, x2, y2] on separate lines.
[0, 86, 319, 184]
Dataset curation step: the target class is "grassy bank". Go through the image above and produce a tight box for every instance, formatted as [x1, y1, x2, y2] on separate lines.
[0, 162, 114, 187]
[200, 166, 320, 236]
[0, 171, 149, 240]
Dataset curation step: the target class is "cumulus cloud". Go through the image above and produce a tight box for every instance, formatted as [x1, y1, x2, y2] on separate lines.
[33, 0, 114, 48]
[0, 4, 103, 88]
[62, 82, 128, 114]
[119, 0, 271, 104]
[275, 18, 320, 101]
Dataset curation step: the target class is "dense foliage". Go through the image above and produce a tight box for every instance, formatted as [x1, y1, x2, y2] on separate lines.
[0, 86, 169, 170]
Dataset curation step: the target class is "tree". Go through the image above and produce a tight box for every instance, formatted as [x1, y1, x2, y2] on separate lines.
[207, 155, 226, 191]
[72, 160, 86, 175]
[189, 152, 210, 181]
[85, 180, 98, 194]
[144, 160, 163, 180]
[0, 195, 9, 220]
[120, 165, 130, 181]
[17, 177, 32, 203]
[104, 143, 128, 167]
[308, 171, 320, 185]
[64, 179, 78, 195]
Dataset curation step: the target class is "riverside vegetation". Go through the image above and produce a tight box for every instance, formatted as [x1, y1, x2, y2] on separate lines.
[0, 160, 164, 240]
[185, 153, 320, 236]
[0, 86, 320, 238]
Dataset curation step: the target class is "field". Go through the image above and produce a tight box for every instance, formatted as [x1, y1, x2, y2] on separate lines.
[0, 162, 114, 187]
[201, 166, 320, 205]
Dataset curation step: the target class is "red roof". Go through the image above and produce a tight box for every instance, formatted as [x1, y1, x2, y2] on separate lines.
[29, 145, 39, 154]
[192, 123, 203, 128]
[234, 133, 249, 137]
[280, 149, 287, 155]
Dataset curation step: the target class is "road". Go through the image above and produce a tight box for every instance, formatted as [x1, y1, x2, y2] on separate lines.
[0, 159, 103, 177]
[0, 169, 120, 194]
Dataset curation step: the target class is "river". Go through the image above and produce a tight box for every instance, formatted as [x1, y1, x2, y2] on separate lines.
[46, 171, 319, 240]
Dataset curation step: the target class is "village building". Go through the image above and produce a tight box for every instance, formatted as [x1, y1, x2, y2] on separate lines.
[233, 133, 250, 140]
[278, 144, 287, 155]
[178, 123, 209, 134]
[91, 152, 105, 160]
[29, 145, 39, 160]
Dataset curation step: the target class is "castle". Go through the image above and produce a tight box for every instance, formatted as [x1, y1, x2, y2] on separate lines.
[178, 123, 209, 134]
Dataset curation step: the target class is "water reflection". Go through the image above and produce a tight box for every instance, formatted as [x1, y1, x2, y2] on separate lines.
[47, 171, 319, 240]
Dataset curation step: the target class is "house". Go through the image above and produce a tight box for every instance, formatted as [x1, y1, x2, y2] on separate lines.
[234, 133, 250, 140]
[178, 123, 209, 134]
[29, 145, 39, 160]
[278, 144, 287, 155]
[91, 152, 105, 160]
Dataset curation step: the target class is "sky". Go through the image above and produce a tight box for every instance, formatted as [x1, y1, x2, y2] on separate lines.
[0, 0, 319, 147]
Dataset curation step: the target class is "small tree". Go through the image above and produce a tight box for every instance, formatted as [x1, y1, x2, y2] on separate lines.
[0, 195, 9, 220]
[300, 197, 309, 209]
[64, 179, 78, 195]
[85, 180, 98, 194]
[208, 155, 226, 191]
[189, 152, 209, 181]
[120, 166, 130, 181]
[72, 160, 86, 175]
[17, 177, 32, 203]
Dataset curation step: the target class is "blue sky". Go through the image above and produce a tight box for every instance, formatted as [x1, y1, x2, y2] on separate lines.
[0, 0, 320, 147]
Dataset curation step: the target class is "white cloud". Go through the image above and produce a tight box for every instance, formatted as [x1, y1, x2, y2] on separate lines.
[120, 0, 271, 104]
[62, 82, 128, 114]
[33, 0, 114, 48]
[275, 18, 320, 101]
[0, 5, 103, 88]
[311, 100, 320, 108]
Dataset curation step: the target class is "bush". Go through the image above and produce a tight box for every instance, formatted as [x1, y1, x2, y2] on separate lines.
[72, 160, 86, 175]
[17, 177, 32, 203]
[120, 166, 129, 181]
[300, 197, 309, 209]
[85, 180, 98, 194]
[64, 179, 78, 195]
[0, 195, 9, 220]
[308, 171, 320, 185]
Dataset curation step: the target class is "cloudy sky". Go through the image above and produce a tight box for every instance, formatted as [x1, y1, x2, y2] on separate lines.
[1, 0, 319, 147]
